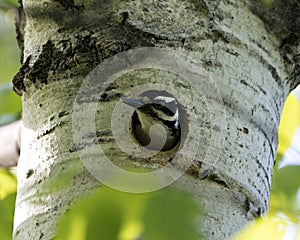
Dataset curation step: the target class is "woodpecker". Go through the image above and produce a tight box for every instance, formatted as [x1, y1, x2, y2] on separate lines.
[122, 90, 181, 151]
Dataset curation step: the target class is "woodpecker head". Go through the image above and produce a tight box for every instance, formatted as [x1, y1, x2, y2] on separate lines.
[122, 90, 181, 151]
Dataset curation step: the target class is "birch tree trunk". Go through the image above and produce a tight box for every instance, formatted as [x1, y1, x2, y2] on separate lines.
[12, 0, 299, 239]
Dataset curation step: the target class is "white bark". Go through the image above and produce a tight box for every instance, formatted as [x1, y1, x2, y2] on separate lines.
[12, 0, 299, 239]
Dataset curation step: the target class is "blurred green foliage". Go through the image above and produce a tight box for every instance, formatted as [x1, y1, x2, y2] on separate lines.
[0, 169, 17, 240]
[56, 187, 202, 240]
[0, 3, 20, 240]
[0, 0, 21, 125]
[270, 166, 300, 221]
[271, 93, 300, 229]
[0, 0, 18, 11]
[142, 189, 201, 240]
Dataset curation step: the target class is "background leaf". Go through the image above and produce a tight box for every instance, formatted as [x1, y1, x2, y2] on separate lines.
[143, 189, 202, 240]
[0, 5, 21, 125]
[0, 169, 17, 240]
[56, 187, 202, 240]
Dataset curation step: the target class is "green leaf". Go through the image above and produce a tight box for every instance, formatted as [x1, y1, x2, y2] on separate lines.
[56, 188, 124, 240]
[0, 11, 21, 120]
[0, 193, 16, 240]
[270, 166, 300, 219]
[0, 83, 21, 124]
[0, 0, 18, 13]
[272, 166, 300, 197]
[0, 83, 21, 116]
[1, 0, 19, 7]
[276, 94, 300, 166]
[0, 168, 17, 200]
[57, 187, 202, 240]
[0, 169, 17, 240]
[233, 214, 289, 240]
[143, 189, 202, 240]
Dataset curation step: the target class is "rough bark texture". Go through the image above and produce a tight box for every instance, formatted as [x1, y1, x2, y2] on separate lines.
[12, 0, 299, 239]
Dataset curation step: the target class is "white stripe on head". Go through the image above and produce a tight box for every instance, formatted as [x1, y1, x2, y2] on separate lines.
[154, 96, 176, 103]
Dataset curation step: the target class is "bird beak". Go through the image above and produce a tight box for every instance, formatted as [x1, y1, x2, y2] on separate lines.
[121, 96, 145, 108]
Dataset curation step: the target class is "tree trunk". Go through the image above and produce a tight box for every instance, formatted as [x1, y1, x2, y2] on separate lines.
[12, 0, 299, 239]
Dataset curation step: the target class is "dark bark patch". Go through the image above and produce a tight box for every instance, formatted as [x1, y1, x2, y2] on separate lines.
[95, 130, 112, 137]
[13, 33, 102, 96]
[39, 232, 44, 240]
[250, 0, 300, 91]
[37, 121, 67, 139]
[250, 0, 300, 43]
[53, 0, 82, 10]
[240, 79, 258, 93]
[202, 59, 223, 69]
[58, 111, 69, 118]
[198, 162, 230, 188]
[15, 2, 25, 63]
[248, 49, 283, 89]
[119, 12, 129, 26]
[13, 41, 55, 95]
[237, 127, 249, 134]
[199, 168, 230, 188]
[100, 92, 122, 102]
[69, 130, 113, 153]
[13, 55, 31, 95]
[245, 198, 262, 219]
[26, 169, 34, 179]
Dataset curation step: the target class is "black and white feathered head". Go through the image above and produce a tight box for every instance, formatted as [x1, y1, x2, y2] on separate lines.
[122, 90, 181, 151]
